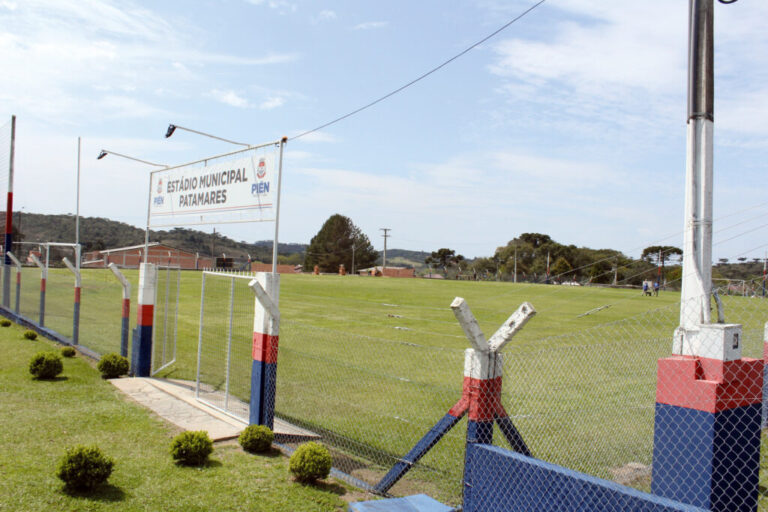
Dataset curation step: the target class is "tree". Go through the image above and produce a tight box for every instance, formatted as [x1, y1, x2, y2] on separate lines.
[641, 246, 683, 266]
[550, 256, 573, 279]
[425, 248, 464, 275]
[303, 214, 377, 273]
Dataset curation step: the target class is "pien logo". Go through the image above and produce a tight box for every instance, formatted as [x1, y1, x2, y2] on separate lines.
[256, 158, 267, 179]
[157, 178, 163, 194]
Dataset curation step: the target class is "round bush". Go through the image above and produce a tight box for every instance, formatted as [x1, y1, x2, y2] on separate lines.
[170, 431, 213, 466]
[0, 318, 11, 327]
[57, 445, 114, 490]
[238, 425, 274, 453]
[96, 353, 129, 379]
[29, 352, 63, 380]
[23, 330, 38, 340]
[61, 346, 76, 358]
[289, 442, 332, 483]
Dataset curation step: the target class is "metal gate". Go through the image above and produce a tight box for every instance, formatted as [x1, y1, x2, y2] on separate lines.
[151, 265, 180, 376]
[195, 271, 256, 423]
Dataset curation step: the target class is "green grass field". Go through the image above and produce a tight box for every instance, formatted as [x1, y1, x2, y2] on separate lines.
[14, 268, 768, 506]
[0, 321, 353, 512]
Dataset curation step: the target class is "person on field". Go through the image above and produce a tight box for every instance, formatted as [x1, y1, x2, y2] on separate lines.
[643, 281, 649, 296]
[653, 281, 659, 296]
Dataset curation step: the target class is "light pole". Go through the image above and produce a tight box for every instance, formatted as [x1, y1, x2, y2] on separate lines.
[165, 124, 250, 147]
[380, 228, 390, 272]
[96, 149, 167, 262]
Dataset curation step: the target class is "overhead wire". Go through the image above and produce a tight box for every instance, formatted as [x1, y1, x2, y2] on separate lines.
[289, 0, 548, 141]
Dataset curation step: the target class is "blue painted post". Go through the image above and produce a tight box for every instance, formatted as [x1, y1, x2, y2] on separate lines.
[248, 272, 280, 428]
[132, 263, 156, 377]
[109, 263, 131, 358]
[6, 251, 21, 314]
[652, 326, 762, 512]
[29, 252, 46, 326]
[62, 257, 80, 345]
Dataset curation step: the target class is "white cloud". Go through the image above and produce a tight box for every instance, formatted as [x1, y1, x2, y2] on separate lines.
[0, 0, 296, 121]
[311, 9, 336, 24]
[487, 0, 768, 144]
[353, 21, 388, 30]
[209, 89, 251, 108]
[245, 0, 297, 14]
[259, 96, 285, 110]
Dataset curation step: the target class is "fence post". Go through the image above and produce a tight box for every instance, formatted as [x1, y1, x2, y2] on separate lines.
[29, 253, 46, 327]
[6, 251, 21, 314]
[108, 263, 131, 358]
[374, 298, 535, 495]
[248, 272, 280, 428]
[133, 262, 156, 377]
[62, 257, 81, 345]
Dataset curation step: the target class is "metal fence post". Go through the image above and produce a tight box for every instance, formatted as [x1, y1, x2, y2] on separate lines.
[6, 251, 21, 314]
[29, 253, 46, 327]
[248, 272, 280, 428]
[108, 263, 131, 358]
[224, 277, 235, 410]
[62, 257, 81, 345]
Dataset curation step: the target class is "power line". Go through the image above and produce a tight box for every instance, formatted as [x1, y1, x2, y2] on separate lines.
[289, 0, 548, 141]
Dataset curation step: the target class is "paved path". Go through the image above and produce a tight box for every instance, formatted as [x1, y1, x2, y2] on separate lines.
[110, 377, 318, 442]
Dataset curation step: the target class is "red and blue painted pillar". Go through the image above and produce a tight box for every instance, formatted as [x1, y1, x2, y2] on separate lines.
[109, 263, 132, 359]
[62, 257, 81, 345]
[763, 322, 768, 429]
[249, 272, 280, 428]
[652, 326, 762, 512]
[2, 116, 14, 308]
[29, 252, 46, 326]
[132, 263, 156, 377]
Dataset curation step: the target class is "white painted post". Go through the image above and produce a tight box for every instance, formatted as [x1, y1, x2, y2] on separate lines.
[6, 251, 20, 314]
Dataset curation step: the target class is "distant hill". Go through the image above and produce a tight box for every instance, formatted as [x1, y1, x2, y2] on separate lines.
[1, 212, 306, 263]
[379, 249, 430, 269]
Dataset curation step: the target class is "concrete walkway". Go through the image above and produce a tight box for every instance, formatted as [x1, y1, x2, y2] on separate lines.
[110, 377, 318, 442]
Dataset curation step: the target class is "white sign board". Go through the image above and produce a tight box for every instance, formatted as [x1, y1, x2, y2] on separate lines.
[149, 152, 277, 227]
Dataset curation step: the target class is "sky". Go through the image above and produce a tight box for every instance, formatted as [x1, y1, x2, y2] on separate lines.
[0, 0, 767, 261]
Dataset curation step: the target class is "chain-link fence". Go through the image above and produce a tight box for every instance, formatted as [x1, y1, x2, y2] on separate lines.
[196, 270, 256, 421]
[267, 279, 768, 509]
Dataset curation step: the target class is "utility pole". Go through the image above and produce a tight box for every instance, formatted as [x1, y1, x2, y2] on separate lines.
[380, 228, 390, 271]
[514, 245, 518, 283]
[545, 251, 550, 284]
[657, 248, 663, 290]
[763, 252, 766, 298]
[679, 0, 717, 329]
[612, 255, 618, 286]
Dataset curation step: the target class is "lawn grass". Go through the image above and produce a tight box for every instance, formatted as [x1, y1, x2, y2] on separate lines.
[12, 268, 768, 506]
[0, 320, 352, 512]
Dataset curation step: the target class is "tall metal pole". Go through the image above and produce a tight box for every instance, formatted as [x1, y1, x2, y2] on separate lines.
[762, 252, 766, 298]
[271, 137, 287, 274]
[3, 115, 15, 307]
[76, 137, 81, 271]
[679, 0, 715, 330]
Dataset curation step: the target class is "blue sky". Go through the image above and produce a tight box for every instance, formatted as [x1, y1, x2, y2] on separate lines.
[1, 0, 767, 261]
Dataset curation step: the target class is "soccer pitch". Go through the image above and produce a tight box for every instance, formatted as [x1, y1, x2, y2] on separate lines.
[25, 269, 768, 504]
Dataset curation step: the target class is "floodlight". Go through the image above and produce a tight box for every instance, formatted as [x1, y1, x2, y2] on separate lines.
[165, 124, 177, 138]
[97, 150, 108, 160]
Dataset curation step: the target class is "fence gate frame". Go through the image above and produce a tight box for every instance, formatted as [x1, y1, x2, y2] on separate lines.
[150, 264, 180, 376]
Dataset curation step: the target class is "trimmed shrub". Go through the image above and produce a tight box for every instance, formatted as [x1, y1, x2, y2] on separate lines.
[289, 442, 332, 483]
[170, 431, 213, 466]
[0, 318, 11, 327]
[29, 352, 63, 380]
[23, 330, 38, 340]
[96, 353, 129, 379]
[61, 346, 76, 358]
[56, 445, 114, 490]
[238, 425, 274, 454]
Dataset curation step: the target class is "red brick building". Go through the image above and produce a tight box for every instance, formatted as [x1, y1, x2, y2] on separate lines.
[83, 243, 214, 269]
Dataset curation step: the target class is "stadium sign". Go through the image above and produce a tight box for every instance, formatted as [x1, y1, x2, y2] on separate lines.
[149, 152, 277, 227]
